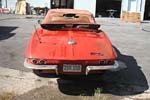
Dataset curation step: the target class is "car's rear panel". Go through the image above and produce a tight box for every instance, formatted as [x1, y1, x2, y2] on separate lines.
[26, 29, 116, 60]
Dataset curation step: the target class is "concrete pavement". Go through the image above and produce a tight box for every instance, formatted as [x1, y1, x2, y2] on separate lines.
[0, 14, 150, 99]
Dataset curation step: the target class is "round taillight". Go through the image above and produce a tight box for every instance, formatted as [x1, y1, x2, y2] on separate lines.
[100, 60, 105, 65]
[107, 60, 114, 65]
[39, 60, 46, 65]
[32, 59, 38, 64]
[108, 60, 112, 64]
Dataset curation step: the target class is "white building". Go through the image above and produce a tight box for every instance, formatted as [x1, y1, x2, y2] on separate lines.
[1, 0, 150, 21]
[49, 0, 150, 21]
[1, 0, 50, 10]
[1, 0, 17, 10]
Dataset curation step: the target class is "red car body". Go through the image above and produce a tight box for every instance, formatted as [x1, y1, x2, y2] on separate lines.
[24, 9, 119, 75]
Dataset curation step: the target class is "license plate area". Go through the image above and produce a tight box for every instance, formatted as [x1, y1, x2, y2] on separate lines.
[63, 64, 82, 72]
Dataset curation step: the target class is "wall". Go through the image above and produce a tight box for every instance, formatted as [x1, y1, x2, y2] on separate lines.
[74, 0, 96, 16]
[1, 0, 50, 10]
[26, 0, 50, 8]
[140, 0, 146, 20]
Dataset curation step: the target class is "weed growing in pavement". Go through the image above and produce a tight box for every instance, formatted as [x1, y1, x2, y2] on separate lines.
[80, 88, 107, 100]
[0, 92, 15, 100]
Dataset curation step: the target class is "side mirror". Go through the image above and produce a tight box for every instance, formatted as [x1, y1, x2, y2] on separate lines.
[38, 20, 41, 24]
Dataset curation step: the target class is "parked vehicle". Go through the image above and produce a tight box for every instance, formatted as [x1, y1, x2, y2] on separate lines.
[24, 9, 119, 75]
[0, 8, 9, 14]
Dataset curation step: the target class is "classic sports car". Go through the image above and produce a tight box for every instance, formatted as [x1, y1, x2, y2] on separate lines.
[24, 9, 119, 75]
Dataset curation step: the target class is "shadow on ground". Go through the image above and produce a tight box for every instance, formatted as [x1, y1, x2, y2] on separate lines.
[0, 26, 17, 40]
[57, 46, 149, 96]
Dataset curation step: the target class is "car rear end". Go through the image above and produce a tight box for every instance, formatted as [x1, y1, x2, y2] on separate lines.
[24, 9, 119, 75]
[24, 56, 119, 75]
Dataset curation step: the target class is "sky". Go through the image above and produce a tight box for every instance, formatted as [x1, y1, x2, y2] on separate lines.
[2, 0, 50, 10]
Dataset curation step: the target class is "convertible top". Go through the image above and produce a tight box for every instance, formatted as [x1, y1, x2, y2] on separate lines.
[42, 9, 96, 24]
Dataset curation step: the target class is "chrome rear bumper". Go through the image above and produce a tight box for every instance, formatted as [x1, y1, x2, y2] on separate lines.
[24, 59, 58, 74]
[86, 61, 119, 75]
[24, 59, 119, 75]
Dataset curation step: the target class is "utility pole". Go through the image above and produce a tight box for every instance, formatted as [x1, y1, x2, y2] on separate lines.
[5, 0, 7, 8]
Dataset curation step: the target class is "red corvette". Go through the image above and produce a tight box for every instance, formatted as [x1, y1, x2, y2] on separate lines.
[24, 9, 119, 75]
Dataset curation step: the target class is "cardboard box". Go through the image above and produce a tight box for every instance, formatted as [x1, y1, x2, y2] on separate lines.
[121, 11, 141, 22]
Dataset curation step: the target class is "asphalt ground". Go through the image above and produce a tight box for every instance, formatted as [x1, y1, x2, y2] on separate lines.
[0, 14, 36, 72]
[0, 14, 150, 99]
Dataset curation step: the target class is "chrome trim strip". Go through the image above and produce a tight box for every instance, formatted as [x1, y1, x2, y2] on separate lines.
[86, 61, 119, 75]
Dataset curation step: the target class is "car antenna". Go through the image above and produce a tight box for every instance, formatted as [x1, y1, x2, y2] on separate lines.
[34, 25, 42, 43]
